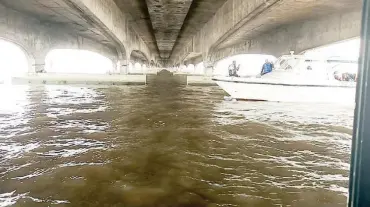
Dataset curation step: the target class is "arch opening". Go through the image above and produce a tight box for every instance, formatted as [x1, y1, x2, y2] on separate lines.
[178, 64, 195, 74]
[302, 38, 360, 81]
[130, 50, 149, 74]
[45, 49, 113, 74]
[134, 62, 142, 71]
[0, 39, 29, 83]
[303, 38, 360, 60]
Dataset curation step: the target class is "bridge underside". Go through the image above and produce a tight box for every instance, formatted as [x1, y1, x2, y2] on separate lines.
[0, 0, 363, 70]
[1, 0, 116, 54]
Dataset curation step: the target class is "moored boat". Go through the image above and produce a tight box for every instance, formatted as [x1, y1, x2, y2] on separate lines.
[213, 55, 357, 104]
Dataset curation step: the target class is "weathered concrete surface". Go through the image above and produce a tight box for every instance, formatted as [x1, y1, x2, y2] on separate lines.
[170, 0, 229, 61]
[0, 0, 115, 51]
[113, 0, 228, 60]
[65, 0, 155, 63]
[0, 3, 117, 73]
[146, 0, 192, 59]
[12, 74, 147, 85]
[175, 0, 362, 65]
[210, 10, 361, 63]
[215, 0, 361, 50]
[0, 0, 364, 71]
[130, 50, 150, 65]
[1, 0, 157, 65]
[113, 0, 159, 58]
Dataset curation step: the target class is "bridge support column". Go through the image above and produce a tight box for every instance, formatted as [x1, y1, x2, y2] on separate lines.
[31, 55, 46, 73]
[111, 60, 118, 74]
[203, 61, 214, 76]
[115, 59, 129, 74]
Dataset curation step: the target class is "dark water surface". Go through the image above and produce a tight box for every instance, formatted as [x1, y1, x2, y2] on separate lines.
[0, 77, 353, 206]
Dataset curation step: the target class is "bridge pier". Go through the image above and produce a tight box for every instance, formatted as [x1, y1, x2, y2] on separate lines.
[113, 59, 129, 75]
[0, 2, 119, 75]
[32, 56, 47, 73]
[203, 60, 214, 76]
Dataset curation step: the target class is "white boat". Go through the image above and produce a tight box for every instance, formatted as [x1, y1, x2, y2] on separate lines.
[213, 55, 357, 103]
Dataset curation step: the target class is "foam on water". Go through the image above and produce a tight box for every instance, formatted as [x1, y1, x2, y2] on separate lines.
[0, 84, 353, 206]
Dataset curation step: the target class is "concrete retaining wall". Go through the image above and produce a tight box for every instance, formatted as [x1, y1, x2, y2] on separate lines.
[9, 73, 217, 86]
[11, 73, 146, 85]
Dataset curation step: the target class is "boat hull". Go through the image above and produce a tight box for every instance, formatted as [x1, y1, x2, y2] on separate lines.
[215, 78, 356, 103]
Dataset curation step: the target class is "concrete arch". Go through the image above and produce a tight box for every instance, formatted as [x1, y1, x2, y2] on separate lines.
[63, 0, 157, 64]
[0, 39, 30, 78]
[209, 11, 361, 64]
[128, 32, 154, 64]
[45, 49, 114, 74]
[130, 44, 153, 63]
[134, 62, 142, 69]
[130, 50, 150, 65]
[0, 37, 36, 73]
[128, 62, 143, 74]
[45, 36, 119, 64]
[0, 3, 120, 73]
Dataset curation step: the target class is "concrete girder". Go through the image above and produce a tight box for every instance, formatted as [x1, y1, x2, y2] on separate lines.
[113, 0, 159, 57]
[66, 0, 156, 64]
[176, 39, 201, 65]
[169, 0, 229, 61]
[173, 0, 362, 65]
[184, 55, 203, 66]
[130, 50, 150, 66]
[210, 10, 361, 63]
[0, 3, 117, 73]
[173, 0, 280, 64]
[112, 0, 228, 64]
[146, 0, 192, 59]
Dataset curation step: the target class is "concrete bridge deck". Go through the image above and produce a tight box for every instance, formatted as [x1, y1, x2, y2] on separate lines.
[0, 0, 362, 75]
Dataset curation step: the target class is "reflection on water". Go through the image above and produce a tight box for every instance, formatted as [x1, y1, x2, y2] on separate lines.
[0, 77, 353, 206]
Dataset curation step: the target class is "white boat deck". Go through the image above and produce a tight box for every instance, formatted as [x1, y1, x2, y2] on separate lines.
[213, 70, 356, 88]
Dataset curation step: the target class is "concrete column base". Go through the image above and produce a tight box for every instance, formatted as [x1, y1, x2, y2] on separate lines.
[33, 59, 46, 73]
[203, 61, 214, 77]
[110, 61, 119, 74]
[116, 59, 129, 75]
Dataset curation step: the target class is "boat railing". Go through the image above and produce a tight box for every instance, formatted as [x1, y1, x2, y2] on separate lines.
[274, 56, 301, 71]
[274, 55, 358, 72]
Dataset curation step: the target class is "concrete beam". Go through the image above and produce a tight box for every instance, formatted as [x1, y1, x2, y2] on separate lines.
[173, 0, 277, 64]
[146, 0, 192, 59]
[67, 0, 156, 62]
[210, 10, 361, 62]
[185, 55, 203, 66]
[173, 0, 362, 65]
[0, 3, 117, 73]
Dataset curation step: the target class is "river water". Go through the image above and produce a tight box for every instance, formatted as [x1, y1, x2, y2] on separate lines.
[0, 76, 353, 207]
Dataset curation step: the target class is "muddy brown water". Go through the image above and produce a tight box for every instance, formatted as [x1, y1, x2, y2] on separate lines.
[0, 76, 353, 206]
